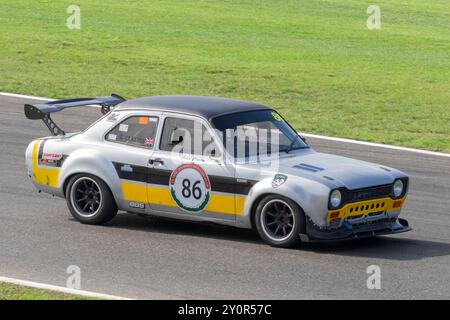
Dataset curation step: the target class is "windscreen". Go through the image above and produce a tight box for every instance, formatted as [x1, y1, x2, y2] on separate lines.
[211, 110, 308, 158]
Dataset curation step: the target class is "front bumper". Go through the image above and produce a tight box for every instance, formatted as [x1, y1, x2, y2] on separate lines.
[301, 218, 411, 242]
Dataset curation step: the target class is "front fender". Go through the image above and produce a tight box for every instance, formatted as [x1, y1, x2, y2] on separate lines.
[239, 175, 331, 228]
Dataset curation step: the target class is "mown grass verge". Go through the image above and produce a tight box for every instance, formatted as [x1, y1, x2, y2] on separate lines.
[0, 0, 448, 151]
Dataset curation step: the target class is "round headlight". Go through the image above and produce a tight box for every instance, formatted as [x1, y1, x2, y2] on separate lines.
[393, 179, 404, 198]
[330, 190, 342, 208]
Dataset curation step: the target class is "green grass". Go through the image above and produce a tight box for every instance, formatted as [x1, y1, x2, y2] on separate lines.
[0, 282, 94, 300]
[0, 0, 449, 151]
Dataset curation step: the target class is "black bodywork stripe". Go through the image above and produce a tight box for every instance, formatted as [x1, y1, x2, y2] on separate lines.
[113, 162, 148, 183]
[113, 162, 256, 195]
[38, 139, 46, 162]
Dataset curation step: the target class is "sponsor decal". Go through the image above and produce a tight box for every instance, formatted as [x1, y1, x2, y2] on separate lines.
[138, 117, 149, 125]
[38, 148, 66, 167]
[119, 124, 129, 132]
[107, 113, 119, 122]
[42, 153, 63, 161]
[272, 174, 287, 188]
[120, 164, 133, 173]
[271, 111, 283, 122]
[169, 163, 211, 213]
[144, 137, 154, 147]
[129, 201, 145, 209]
[41, 159, 57, 166]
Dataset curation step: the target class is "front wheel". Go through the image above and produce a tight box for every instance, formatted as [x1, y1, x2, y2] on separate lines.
[66, 174, 118, 225]
[255, 195, 305, 248]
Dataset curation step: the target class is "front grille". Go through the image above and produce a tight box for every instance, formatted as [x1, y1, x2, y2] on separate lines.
[345, 185, 392, 203]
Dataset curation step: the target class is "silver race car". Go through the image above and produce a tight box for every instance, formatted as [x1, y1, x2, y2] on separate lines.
[24, 95, 411, 247]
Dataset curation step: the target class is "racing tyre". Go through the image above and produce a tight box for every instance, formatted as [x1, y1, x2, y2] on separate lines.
[255, 195, 305, 248]
[66, 174, 118, 225]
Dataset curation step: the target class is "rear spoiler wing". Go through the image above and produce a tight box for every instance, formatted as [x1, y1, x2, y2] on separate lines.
[24, 93, 126, 136]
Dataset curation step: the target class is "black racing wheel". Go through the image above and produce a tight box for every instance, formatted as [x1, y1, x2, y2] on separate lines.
[255, 195, 305, 248]
[65, 174, 118, 225]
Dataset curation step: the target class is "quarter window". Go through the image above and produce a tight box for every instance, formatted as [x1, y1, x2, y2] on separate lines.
[106, 116, 159, 149]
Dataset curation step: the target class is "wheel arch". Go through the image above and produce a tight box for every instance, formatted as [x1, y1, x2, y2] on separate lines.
[242, 175, 331, 229]
[63, 172, 77, 196]
[63, 172, 118, 206]
[249, 192, 307, 230]
[58, 148, 122, 203]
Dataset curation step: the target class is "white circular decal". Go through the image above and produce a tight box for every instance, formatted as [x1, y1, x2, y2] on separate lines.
[170, 163, 211, 213]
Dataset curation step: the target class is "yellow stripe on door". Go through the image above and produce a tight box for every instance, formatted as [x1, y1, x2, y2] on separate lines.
[120, 182, 148, 203]
[120, 182, 244, 216]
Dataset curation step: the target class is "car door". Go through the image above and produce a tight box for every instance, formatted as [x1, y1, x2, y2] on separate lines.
[104, 112, 160, 212]
[147, 113, 237, 222]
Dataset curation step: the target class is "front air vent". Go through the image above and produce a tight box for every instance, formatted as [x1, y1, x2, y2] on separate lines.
[293, 163, 324, 173]
[347, 200, 386, 218]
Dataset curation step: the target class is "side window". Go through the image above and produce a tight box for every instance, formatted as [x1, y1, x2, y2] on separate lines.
[106, 116, 159, 149]
[159, 117, 218, 156]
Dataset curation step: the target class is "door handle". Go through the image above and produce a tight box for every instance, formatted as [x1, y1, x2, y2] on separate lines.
[149, 158, 164, 166]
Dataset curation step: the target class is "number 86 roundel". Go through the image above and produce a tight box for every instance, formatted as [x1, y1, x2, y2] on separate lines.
[169, 163, 211, 213]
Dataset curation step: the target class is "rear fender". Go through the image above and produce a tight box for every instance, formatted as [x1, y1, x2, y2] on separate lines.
[58, 148, 121, 201]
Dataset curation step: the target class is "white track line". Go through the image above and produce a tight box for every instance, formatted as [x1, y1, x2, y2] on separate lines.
[300, 133, 450, 158]
[1, 91, 449, 158]
[0, 92, 53, 101]
[0, 276, 131, 300]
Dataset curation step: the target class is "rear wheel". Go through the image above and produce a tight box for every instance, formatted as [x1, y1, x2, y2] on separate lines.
[255, 195, 305, 248]
[66, 174, 117, 225]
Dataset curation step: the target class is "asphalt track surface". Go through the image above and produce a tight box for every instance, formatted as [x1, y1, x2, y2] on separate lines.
[0, 95, 449, 299]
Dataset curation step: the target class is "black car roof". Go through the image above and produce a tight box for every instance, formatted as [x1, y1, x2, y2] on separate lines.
[115, 96, 272, 120]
